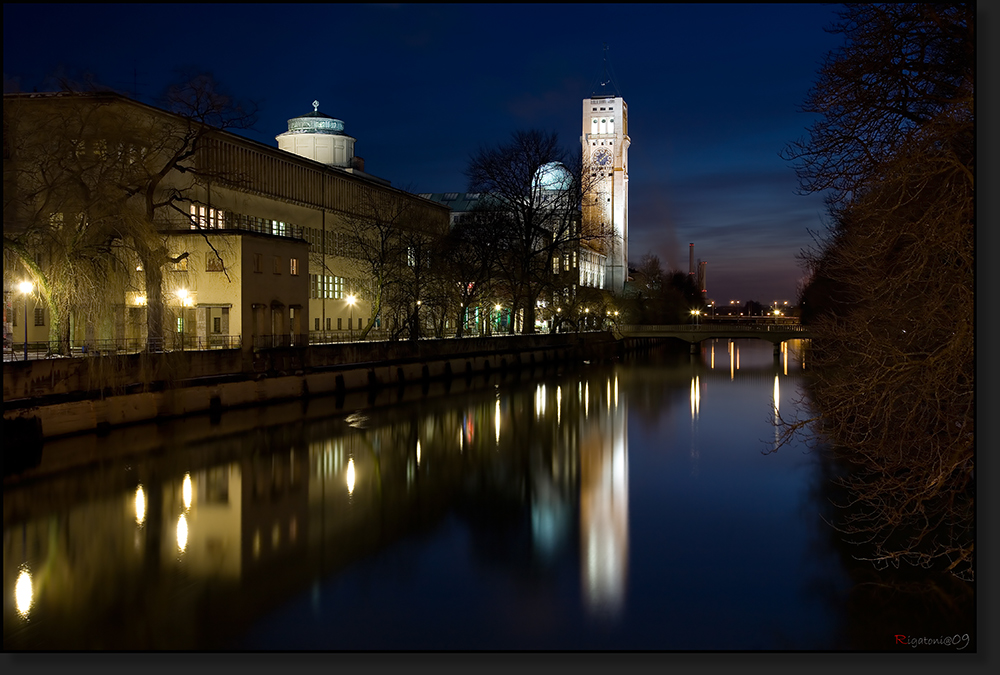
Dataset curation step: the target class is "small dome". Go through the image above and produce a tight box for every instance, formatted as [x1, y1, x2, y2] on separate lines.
[284, 100, 346, 135]
[533, 162, 573, 192]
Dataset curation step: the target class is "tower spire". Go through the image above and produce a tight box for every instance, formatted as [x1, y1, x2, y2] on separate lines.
[590, 43, 622, 97]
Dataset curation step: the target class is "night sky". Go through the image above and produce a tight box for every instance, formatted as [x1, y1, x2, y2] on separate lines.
[3, 3, 846, 304]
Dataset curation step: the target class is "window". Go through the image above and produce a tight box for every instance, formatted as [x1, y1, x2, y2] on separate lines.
[326, 318, 332, 330]
[213, 317, 222, 334]
[206, 253, 224, 272]
[315, 318, 320, 331]
[347, 318, 352, 330]
[273, 256, 281, 274]
[189, 205, 226, 229]
[337, 318, 342, 330]
[171, 256, 188, 271]
[254, 253, 263, 273]
[290, 258, 299, 276]
[177, 317, 184, 332]
[553, 256, 559, 273]
[563, 254, 570, 271]
[34, 307, 44, 326]
[407, 247, 415, 267]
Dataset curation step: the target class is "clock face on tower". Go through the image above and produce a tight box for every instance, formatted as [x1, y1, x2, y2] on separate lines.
[594, 149, 612, 167]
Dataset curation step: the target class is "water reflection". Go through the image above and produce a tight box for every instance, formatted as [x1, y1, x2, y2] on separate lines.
[6, 339, 904, 650]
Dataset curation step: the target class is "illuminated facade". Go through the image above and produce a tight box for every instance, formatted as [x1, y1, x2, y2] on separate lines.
[3, 93, 448, 350]
[581, 95, 629, 294]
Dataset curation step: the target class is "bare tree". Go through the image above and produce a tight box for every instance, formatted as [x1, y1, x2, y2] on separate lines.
[4, 73, 257, 350]
[780, 4, 974, 579]
[340, 187, 446, 340]
[465, 130, 605, 334]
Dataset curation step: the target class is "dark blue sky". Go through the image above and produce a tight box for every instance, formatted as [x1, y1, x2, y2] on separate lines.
[3, 3, 845, 303]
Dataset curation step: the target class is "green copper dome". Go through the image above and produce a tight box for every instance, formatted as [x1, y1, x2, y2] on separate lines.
[285, 100, 346, 135]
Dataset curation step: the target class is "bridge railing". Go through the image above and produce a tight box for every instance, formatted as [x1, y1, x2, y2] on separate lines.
[619, 324, 811, 335]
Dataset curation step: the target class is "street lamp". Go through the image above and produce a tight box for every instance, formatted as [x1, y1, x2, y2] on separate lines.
[690, 309, 701, 327]
[18, 281, 33, 361]
[346, 294, 357, 340]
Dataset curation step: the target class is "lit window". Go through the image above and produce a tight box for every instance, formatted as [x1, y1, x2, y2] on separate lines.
[206, 253, 224, 272]
[290, 258, 299, 276]
[34, 307, 45, 326]
[172, 256, 188, 271]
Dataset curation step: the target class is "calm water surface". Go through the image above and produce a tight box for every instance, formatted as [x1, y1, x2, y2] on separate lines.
[3, 339, 974, 650]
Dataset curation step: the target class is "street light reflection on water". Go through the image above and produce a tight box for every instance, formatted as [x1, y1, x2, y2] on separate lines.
[6, 338, 928, 650]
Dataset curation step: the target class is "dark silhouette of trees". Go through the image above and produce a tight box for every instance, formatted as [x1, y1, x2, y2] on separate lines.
[781, 4, 974, 579]
[464, 130, 604, 334]
[622, 254, 696, 325]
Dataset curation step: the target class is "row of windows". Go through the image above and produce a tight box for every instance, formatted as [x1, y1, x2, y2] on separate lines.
[552, 250, 579, 273]
[188, 205, 299, 238]
[591, 117, 616, 135]
[173, 251, 299, 275]
[309, 274, 348, 299]
[313, 316, 369, 331]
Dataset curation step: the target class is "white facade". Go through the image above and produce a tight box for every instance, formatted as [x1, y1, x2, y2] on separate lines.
[581, 96, 629, 294]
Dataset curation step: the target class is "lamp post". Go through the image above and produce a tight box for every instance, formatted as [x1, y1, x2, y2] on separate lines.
[18, 281, 33, 361]
[346, 294, 356, 341]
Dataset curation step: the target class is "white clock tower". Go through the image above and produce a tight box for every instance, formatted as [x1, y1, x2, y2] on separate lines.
[581, 93, 629, 294]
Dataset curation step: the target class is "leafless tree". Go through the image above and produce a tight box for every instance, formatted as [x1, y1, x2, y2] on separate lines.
[4, 72, 257, 350]
[779, 4, 974, 579]
[465, 130, 605, 334]
[340, 187, 446, 340]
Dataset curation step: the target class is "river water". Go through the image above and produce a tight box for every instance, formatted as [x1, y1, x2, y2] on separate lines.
[3, 339, 975, 651]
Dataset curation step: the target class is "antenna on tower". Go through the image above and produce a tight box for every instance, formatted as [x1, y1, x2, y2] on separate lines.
[590, 43, 623, 97]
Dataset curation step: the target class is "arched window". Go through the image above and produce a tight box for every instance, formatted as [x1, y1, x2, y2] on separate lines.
[599, 118, 607, 134]
[609, 118, 615, 134]
[591, 118, 599, 135]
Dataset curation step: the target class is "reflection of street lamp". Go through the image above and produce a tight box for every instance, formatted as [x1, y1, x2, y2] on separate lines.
[346, 294, 357, 340]
[18, 281, 33, 361]
[176, 289, 190, 349]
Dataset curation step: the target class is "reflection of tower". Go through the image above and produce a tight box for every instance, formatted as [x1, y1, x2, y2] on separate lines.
[582, 49, 629, 294]
[698, 261, 708, 297]
[579, 373, 628, 618]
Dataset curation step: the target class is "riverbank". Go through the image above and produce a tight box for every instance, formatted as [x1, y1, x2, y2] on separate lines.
[4, 333, 664, 453]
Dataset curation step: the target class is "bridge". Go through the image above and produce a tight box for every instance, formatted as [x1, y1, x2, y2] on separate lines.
[616, 323, 813, 354]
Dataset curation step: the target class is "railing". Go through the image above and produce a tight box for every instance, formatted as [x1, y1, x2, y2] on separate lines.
[620, 324, 810, 334]
[3, 335, 242, 361]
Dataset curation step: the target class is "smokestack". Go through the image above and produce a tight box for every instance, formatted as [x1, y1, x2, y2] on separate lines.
[689, 243, 695, 276]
